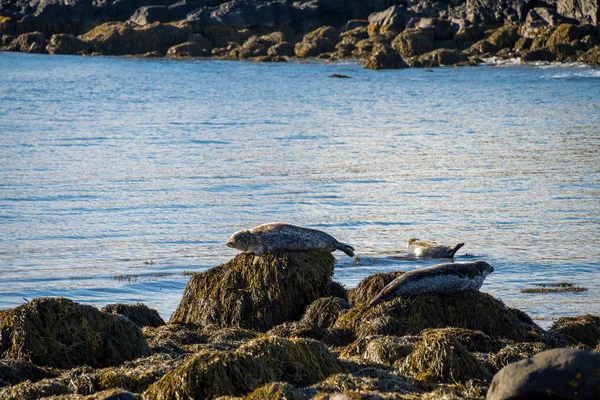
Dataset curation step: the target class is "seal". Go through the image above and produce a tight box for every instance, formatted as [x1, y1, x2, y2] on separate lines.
[407, 238, 465, 258]
[225, 222, 355, 256]
[369, 260, 494, 306]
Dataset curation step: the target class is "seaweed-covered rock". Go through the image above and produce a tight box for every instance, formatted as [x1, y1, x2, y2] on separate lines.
[550, 314, 600, 347]
[487, 25, 520, 49]
[7, 31, 47, 53]
[347, 271, 404, 307]
[392, 28, 433, 57]
[0, 297, 150, 369]
[343, 335, 419, 366]
[490, 341, 551, 369]
[294, 26, 338, 58]
[332, 290, 536, 345]
[170, 251, 335, 331]
[267, 42, 294, 56]
[267, 321, 323, 340]
[417, 48, 469, 67]
[166, 41, 208, 57]
[579, 45, 600, 65]
[237, 335, 342, 386]
[487, 348, 600, 400]
[465, 39, 499, 55]
[145, 349, 273, 399]
[46, 33, 89, 54]
[399, 329, 491, 383]
[0, 360, 56, 388]
[363, 44, 408, 70]
[101, 303, 164, 328]
[546, 23, 595, 47]
[244, 381, 315, 400]
[313, 367, 413, 394]
[302, 297, 351, 331]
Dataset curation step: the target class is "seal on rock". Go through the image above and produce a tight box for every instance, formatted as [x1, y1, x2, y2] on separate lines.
[407, 238, 465, 258]
[226, 223, 355, 256]
[369, 260, 494, 306]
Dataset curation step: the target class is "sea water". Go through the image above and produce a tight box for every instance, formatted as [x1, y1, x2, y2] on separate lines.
[1, 52, 599, 326]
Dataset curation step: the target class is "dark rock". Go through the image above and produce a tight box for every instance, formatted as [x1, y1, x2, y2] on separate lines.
[578, 44, 600, 64]
[418, 47, 469, 66]
[302, 297, 351, 330]
[0, 360, 56, 388]
[100, 303, 165, 328]
[466, 0, 534, 24]
[558, 0, 600, 25]
[267, 41, 293, 56]
[487, 348, 600, 400]
[521, 7, 563, 38]
[339, 25, 369, 41]
[294, 25, 338, 57]
[487, 24, 520, 49]
[513, 36, 532, 51]
[491, 341, 552, 369]
[454, 23, 486, 49]
[550, 314, 600, 347]
[549, 41, 578, 60]
[130, 5, 171, 25]
[343, 19, 368, 31]
[8, 31, 46, 53]
[250, 54, 286, 61]
[465, 38, 499, 54]
[0, 297, 150, 369]
[1, 33, 15, 46]
[186, 0, 291, 29]
[579, 34, 600, 50]
[363, 43, 409, 69]
[367, 5, 406, 35]
[521, 47, 555, 61]
[46, 33, 89, 54]
[416, 17, 455, 40]
[329, 73, 351, 78]
[392, 27, 433, 57]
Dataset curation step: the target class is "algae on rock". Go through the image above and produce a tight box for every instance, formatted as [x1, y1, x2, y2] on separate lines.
[170, 251, 335, 332]
[101, 303, 165, 328]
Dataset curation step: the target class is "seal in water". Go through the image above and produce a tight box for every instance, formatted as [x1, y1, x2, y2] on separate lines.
[369, 260, 493, 306]
[225, 222, 355, 256]
[407, 238, 465, 258]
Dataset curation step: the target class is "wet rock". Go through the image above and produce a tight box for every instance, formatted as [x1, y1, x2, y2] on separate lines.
[101, 303, 165, 328]
[521, 47, 556, 61]
[487, 24, 520, 49]
[558, 0, 600, 25]
[363, 44, 408, 70]
[267, 41, 294, 56]
[314, 367, 413, 394]
[367, 5, 407, 36]
[466, 39, 498, 55]
[417, 48, 469, 67]
[487, 348, 600, 400]
[267, 321, 323, 340]
[392, 28, 433, 57]
[454, 24, 486, 49]
[548, 42, 578, 61]
[294, 26, 338, 58]
[399, 328, 491, 383]
[0, 297, 150, 369]
[232, 31, 286, 58]
[7, 31, 47, 53]
[130, 6, 171, 26]
[302, 297, 351, 331]
[550, 314, 600, 347]
[46, 33, 89, 54]
[167, 40, 208, 56]
[169, 251, 335, 331]
[579, 45, 600, 65]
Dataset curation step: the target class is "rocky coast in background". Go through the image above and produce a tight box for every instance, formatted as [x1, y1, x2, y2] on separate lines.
[1, 0, 599, 68]
[0, 251, 599, 399]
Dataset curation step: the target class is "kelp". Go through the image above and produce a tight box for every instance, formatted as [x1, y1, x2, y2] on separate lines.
[550, 314, 600, 347]
[347, 271, 404, 307]
[101, 303, 165, 328]
[302, 297, 351, 331]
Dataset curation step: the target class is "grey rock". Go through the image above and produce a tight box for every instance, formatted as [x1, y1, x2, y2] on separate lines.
[130, 5, 171, 25]
[466, 0, 534, 24]
[487, 348, 600, 400]
[558, 0, 600, 25]
[46, 33, 89, 54]
[416, 17, 455, 40]
[367, 5, 407, 32]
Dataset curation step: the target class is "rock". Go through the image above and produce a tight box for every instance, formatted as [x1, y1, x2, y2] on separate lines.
[302, 297, 351, 331]
[186, 0, 292, 29]
[418, 48, 469, 67]
[0, 360, 56, 387]
[513, 36, 532, 51]
[550, 314, 600, 347]
[347, 271, 404, 307]
[579, 45, 600, 65]
[400, 328, 491, 383]
[392, 28, 433, 57]
[363, 43, 408, 69]
[8, 31, 47, 53]
[46, 33, 89, 54]
[549, 42, 578, 60]
[198, 25, 252, 48]
[237, 336, 342, 386]
[79, 21, 190, 56]
[332, 290, 538, 345]
[1, 34, 15, 46]
[521, 7, 563, 38]
[344, 19, 368, 31]
[267, 321, 323, 340]
[169, 251, 335, 331]
[267, 41, 294, 56]
[340, 26, 369, 42]
[130, 6, 171, 26]
[367, 5, 407, 35]
[294, 26, 338, 57]
[454, 24, 486, 48]
[0, 297, 150, 369]
[314, 368, 413, 394]
[487, 348, 600, 400]
[466, 39, 499, 54]
[466, 0, 533, 25]
[487, 24, 520, 49]
[416, 17, 455, 40]
[100, 303, 165, 328]
[547, 23, 595, 47]
[558, 0, 600, 25]
[521, 47, 556, 61]
[344, 335, 419, 366]
[232, 31, 286, 58]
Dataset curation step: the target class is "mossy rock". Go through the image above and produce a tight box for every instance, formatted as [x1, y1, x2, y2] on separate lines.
[101, 303, 164, 328]
[145, 349, 273, 399]
[546, 23, 594, 47]
[550, 314, 600, 347]
[347, 271, 404, 307]
[399, 329, 491, 383]
[170, 251, 335, 332]
[486, 25, 520, 49]
[0, 297, 150, 369]
[332, 290, 535, 345]
[237, 335, 342, 386]
[302, 297, 351, 331]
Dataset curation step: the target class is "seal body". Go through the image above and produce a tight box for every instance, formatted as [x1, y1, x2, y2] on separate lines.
[226, 223, 355, 256]
[369, 260, 493, 306]
[407, 238, 465, 258]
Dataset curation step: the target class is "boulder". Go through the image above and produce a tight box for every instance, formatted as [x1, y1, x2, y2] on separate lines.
[454, 24, 486, 48]
[550, 314, 600, 347]
[513, 36, 532, 51]
[294, 26, 338, 57]
[521, 47, 556, 61]
[267, 41, 294, 56]
[547, 23, 596, 47]
[169, 251, 335, 331]
[186, 0, 291, 28]
[487, 348, 600, 400]
[548, 42, 578, 60]
[391, 27, 433, 57]
[7, 31, 47, 53]
[46, 33, 89, 54]
[130, 6, 171, 26]
[557, 0, 600, 25]
[0, 360, 56, 387]
[100, 303, 165, 328]
[466, 0, 534, 25]
[363, 43, 408, 69]
[418, 48, 469, 67]
[487, 24, 520, 49]
[367, 5, 407, 35]
[0, 297, 150, 369]
[579, 44, 600, 65]
[343, 334, 419, 366]
[521, 7, 563, 38]
[465, 39, 499, 54]
[301, 297, 351, 331]
[416, 17, 455, 40]
[491, 341, 551, 369]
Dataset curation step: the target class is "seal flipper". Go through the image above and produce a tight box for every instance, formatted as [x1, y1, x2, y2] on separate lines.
[448, 243, 465, 258]
[335, 242, 355, 257]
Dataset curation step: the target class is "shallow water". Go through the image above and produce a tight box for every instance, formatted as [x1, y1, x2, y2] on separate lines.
[1, 52, 599, 327]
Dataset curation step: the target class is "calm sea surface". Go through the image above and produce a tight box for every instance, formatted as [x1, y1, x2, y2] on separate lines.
[1, 52, 599, 327]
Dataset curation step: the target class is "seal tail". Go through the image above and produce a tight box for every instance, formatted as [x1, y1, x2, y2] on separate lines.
[336, 242, 355, 257]
[448, 243, 465, 258]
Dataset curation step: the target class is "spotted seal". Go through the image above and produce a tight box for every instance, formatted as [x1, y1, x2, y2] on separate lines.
[369, 260, 494, 306]
[225, 222, 355, 256]
[407, 238, 465, 258]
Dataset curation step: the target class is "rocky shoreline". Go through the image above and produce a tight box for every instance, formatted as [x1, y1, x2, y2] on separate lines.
[1, 0, 599, 68]
[1, 251, 599, 399]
